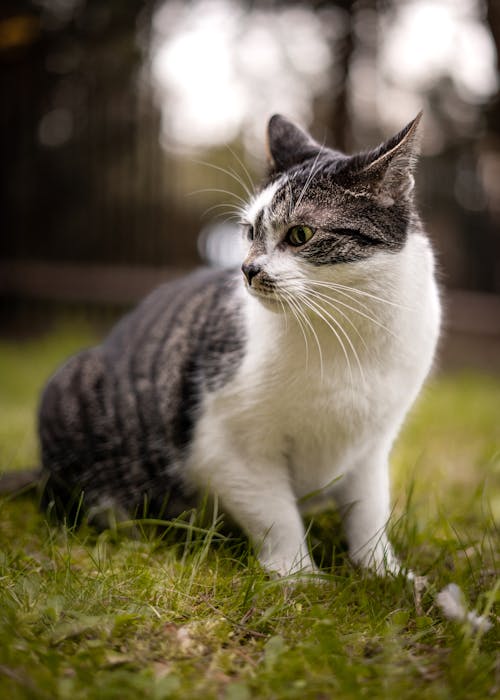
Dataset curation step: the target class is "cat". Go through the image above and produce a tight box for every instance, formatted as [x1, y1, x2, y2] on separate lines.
[35, 113, 440, 577]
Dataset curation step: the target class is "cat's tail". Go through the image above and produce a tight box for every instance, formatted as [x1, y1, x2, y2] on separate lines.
[0, 468, 40, 496]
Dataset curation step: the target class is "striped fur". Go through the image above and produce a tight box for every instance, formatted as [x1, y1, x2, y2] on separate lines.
[39, 268, 244, 523]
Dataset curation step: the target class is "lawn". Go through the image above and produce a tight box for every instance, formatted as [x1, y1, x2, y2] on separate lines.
[0, 322, 498, 699]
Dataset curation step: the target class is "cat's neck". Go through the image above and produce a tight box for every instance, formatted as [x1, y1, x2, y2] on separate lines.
[240, 230, 437, 378]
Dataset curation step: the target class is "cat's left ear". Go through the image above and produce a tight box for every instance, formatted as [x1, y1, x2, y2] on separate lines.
[266, 115, 322, 173]
[348, 112, 423, 205]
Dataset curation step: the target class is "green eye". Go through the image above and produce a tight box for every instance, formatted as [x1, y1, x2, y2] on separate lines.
[286, 225, 314, 247]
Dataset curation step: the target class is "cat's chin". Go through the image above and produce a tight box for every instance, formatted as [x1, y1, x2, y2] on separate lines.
[246, 287, 283, 313]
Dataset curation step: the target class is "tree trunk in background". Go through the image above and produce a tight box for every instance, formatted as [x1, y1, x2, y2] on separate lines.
[486, 1, 500, 111]
[326, 0, 355, 152]
[483, 0, 500, 291]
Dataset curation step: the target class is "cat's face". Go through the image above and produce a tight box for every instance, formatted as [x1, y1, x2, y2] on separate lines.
[241, 114, 422, 308]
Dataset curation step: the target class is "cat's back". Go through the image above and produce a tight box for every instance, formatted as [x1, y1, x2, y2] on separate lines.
[38, 266, 245, 519]
[105, 267, 238, 358]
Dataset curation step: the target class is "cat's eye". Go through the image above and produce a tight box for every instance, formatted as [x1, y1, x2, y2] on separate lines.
[286, 225, 314, 247]
[243, 224, 254, 241]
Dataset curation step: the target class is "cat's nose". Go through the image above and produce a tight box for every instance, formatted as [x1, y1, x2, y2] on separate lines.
[242, 261, 261, 285]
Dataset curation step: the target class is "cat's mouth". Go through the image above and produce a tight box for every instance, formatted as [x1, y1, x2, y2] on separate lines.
[244, 281, 281, 307]
[246, 284, 277, 300]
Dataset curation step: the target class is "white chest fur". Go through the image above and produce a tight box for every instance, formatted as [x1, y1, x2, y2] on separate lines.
[185, 231, 440, 575]
[189, 232, 439, 495]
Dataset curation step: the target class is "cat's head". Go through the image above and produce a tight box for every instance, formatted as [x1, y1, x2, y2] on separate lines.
[240, 113, 422, 306]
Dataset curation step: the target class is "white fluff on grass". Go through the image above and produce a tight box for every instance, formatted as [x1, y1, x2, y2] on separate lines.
[436, 583, 492, 633]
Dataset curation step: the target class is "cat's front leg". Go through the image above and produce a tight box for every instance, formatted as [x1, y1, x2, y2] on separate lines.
[332, 454, 405, 577]
[192, 456, 316, 577]
[223, 475, 317, 577]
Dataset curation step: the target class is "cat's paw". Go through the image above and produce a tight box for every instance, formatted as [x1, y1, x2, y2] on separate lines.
[351, 544, 413, 580]
[284, 566, 329, 586]
[259, 553, 320, 581]
[272, 566, 327, 588]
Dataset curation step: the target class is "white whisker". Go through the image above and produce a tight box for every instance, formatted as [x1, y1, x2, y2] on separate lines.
[192, 159, 253, 200]
[285, 290, 325, 378]
[308, 279, 412, 311]
[187, 188, 248, 206]
[286, 179, 294, 220]
[304, 288, 371, 358]
[279, 299, 288, 332]
[297, 292, 357, 388]
[282, 291, 310, 369]
[293, 140, 327, 213]
[305, 286, 399, 341]
[226, 144, 256, 196]
[212, 214, 246, 226]
[201, 202, 246, 219]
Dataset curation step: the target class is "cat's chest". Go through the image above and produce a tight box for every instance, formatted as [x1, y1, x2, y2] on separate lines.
[247, 353, 384, 487]
[242, 314, 391, 431]
[217, 299, 423, 488]
[199, 332, 387, 494]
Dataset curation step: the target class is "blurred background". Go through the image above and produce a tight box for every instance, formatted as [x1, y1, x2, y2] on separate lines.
[1, 0, 499, 372]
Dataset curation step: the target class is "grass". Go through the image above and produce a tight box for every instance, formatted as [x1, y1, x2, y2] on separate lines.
[0, 322, 498, 699]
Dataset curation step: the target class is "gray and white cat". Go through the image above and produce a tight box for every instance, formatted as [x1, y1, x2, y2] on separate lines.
[38, 114, 441, 577]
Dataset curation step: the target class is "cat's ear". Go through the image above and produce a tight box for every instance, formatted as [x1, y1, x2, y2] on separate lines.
[267, 115, 322, 172]
[347, 112, 423, 205]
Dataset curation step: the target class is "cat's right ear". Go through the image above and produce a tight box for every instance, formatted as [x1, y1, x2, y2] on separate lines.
[345, 113, 423, 205]
[267, 115, 322, 173]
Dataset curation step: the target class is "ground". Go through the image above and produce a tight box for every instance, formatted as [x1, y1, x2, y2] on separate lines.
[0, 322, 498, 699]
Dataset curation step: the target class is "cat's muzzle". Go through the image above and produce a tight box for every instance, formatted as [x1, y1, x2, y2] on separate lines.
[241, 260, 261, 286]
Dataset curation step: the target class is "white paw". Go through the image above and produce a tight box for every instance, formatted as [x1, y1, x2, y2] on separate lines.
[351, 544, 413, 579]
[259, 553, 318, 579]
